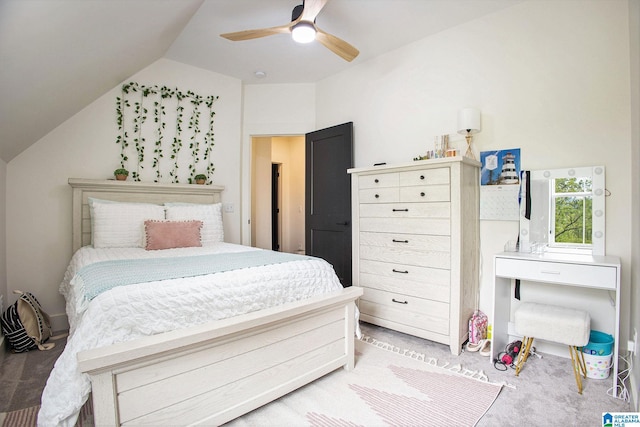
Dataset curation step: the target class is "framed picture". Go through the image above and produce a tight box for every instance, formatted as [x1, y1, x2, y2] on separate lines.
[480, 149, 521, 186]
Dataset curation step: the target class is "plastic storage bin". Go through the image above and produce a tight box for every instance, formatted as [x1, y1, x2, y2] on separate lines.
[583, 330, 614, 356]
[583, 352, 612, 379]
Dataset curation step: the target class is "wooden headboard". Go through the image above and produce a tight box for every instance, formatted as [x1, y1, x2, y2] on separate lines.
[68, 178, 224, 252]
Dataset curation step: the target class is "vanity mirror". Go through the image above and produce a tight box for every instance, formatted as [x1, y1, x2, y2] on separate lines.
[519, 166, 605, 256]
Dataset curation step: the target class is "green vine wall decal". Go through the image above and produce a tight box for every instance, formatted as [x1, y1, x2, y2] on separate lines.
[115, 94, 130, 167]
[187, 92, 202, 183]
[115, 82, 218, 183]
[204, 96, 217, 180]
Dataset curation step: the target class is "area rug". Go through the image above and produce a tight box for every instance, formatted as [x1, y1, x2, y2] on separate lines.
[1, 401, 93, 427]
[3, 337, 502, 427]
[0, 406, 38, 427]
[228, 336, 503, 426]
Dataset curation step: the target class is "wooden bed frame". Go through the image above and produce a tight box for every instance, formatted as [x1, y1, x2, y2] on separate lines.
[68, 178, 362, 426]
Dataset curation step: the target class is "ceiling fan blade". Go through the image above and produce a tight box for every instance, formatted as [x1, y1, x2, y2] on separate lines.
[221, 24, 292, 41]
[300, 0, 329, 22]
[315, 27, 359, 62]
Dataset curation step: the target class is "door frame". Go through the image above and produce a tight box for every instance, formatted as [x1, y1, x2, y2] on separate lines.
[241, 124, 313, 247]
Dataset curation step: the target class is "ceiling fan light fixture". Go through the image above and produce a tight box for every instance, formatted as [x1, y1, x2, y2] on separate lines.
[291, 21, 316, 44]
[220, 0, 359, 62]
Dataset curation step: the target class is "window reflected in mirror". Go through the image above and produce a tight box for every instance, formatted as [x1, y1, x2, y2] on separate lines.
[520, 166, 605, 256]
[552, 176, 593, 248]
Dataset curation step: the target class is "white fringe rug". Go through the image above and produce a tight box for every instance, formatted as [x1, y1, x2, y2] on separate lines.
[228, 336, 503, 426]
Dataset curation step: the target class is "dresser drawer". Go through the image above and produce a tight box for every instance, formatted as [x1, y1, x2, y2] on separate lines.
[360, 232, 450, 252]
[359, 187, 399, 203]
[358, 172, 399, 189]
[400, 185, 450, 202]
[359, 217, 450, 235]
[359, 288, 449, 335]
[399, 168, 449, 186]
[360, 244, 450, 269]
[359, 202, 450, 219]
[495, 257, 617, 290]
[359, 259, 450, 302]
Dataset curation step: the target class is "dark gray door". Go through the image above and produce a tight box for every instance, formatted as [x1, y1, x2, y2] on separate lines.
[305, 122, 353, 287]
[271, 163, 280, 251]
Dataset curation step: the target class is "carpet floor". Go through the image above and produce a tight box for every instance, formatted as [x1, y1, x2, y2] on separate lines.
[361, 323, 632, 427]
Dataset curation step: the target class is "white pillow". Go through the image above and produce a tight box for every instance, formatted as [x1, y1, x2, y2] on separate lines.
[164, 203, 224, 245]
[90, 198, 165, 248]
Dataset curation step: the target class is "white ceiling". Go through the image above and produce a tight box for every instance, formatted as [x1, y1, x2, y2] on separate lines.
[0, 0, 522, 162]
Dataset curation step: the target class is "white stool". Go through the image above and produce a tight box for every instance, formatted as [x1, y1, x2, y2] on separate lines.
[514, 302, 591, 394]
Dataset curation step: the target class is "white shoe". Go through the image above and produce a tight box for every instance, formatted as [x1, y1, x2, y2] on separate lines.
[479, 339, 492, 356]
[466, 339, 486, 352]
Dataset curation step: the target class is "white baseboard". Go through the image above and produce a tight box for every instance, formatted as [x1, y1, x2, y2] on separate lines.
[50, 312, 70, 334]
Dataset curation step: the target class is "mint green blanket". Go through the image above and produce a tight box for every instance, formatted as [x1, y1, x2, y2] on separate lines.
[78, 251, 313, 300]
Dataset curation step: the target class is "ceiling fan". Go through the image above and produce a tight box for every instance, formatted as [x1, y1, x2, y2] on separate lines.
[220, 0, 359, 62]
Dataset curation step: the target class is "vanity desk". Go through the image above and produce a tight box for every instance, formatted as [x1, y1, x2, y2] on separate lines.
[492, 251, 621, 396]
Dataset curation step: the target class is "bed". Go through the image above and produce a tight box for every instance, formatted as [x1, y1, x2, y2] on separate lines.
[38, 178, 362, 426]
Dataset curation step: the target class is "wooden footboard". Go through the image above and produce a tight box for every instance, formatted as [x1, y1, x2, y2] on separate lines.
[78, 287, 362, 426]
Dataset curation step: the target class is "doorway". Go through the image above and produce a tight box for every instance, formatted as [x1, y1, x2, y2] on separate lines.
[250, 136, 305, 254]
[249, 123, 353, 287]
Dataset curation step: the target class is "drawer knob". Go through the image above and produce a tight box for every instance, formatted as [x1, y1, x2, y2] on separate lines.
[375, 194, 380, 199]
[374, 178, 379, 183]
[392, 239, 409, 243]
[420, 192, 425, 197]
[392, 208, 408, 212]
[420, 175, 425, 180]
[392, 269, 409, 274]
[392, 298, 408, 304]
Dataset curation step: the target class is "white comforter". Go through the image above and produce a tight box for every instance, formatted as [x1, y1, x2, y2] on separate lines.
[38, 243, 344, 427]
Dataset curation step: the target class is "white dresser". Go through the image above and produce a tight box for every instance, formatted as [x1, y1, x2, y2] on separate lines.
[348, 157, 480, 355]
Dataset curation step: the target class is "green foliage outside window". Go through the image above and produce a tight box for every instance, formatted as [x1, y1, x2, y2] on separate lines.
[552, 177, 593, 245]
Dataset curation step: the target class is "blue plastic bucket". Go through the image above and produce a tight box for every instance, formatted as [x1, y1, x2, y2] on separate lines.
[583, 330, 614, 356]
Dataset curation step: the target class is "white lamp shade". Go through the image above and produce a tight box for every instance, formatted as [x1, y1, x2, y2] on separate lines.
[457, 108, 481, 135]
[291, 22, 316, 43]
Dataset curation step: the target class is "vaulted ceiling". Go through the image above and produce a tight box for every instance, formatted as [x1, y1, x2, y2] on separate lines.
[0, 0, 522, 163]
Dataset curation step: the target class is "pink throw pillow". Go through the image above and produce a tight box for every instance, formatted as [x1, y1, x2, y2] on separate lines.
[144, 220, 203, 250]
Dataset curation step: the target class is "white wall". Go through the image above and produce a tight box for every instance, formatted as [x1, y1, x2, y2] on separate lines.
[0, 159, 6, 324]
[628, 0, 640, 411]
[316, 0, 633, 341]
[6, 59, 242, 330]
[287, 136, 306, 254]
[251, 137, 272, 249]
